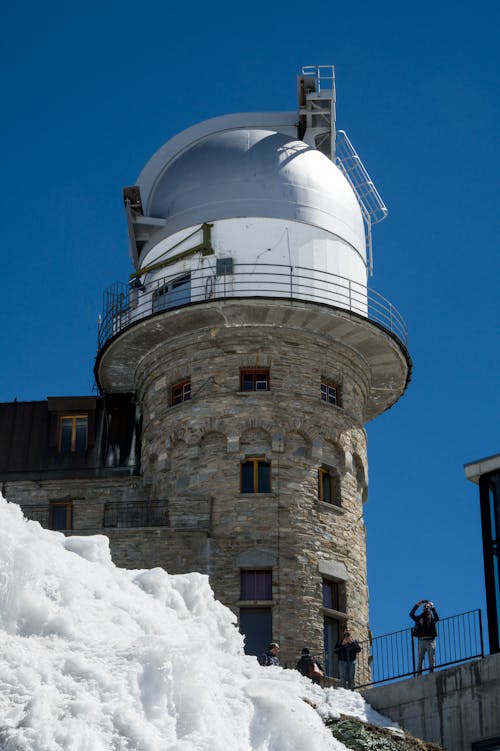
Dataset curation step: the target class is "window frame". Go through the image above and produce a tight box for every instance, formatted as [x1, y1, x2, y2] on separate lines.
[321, 379, 340, 407]
[318, 466, 340, 506]
[322, 578, 341, 611]
[170, 379, 191, 406]
[240, 369, 270, 392]
[50, 501, 73, 530]
[240, 457, 272, 494]
[58, 415, 88, 453]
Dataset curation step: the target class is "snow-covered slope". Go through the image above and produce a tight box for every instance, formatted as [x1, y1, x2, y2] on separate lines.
[0, 496, 394, 750]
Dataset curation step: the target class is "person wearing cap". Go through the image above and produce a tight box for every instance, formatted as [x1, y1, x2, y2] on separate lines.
[410, 600, 439, 673]
[258, 642, 280, 666]
[334, 628, 361, 689]
[295, 647, 324, 684]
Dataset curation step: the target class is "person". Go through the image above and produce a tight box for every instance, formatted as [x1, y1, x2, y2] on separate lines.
[334, 628, 361, 689]
[295, 647, 324, 684]
[410, 600, 439, 674]
[258, 642, 280, 666]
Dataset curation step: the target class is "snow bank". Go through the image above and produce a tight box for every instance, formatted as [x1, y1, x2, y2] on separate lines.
[0, 496, 394, 750]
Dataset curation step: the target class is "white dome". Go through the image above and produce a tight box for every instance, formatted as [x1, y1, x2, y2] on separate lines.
[140, 119, 365, 259]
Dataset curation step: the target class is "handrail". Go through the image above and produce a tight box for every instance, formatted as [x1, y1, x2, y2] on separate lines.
[351, 609, 484, 689]
[97, 262, 408, 353]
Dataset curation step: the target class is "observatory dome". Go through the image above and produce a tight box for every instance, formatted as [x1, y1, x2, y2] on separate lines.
[141, 126, 365, 259]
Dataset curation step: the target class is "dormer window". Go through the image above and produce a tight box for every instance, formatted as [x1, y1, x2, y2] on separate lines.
[59, 416, 88, 453]
[240, 369, 270, 392]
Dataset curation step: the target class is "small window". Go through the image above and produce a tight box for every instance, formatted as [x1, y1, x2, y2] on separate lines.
[59, 416, 88, 453]
[321, 379, 340, 406]
[50, 501, 73, 530]
[240, 570, 272, 600]
[152, 273, 191, 312]
[241, 458, 271, 493]
[318, 467, 340, 506]
[240, 369, 270, 392]
[171, 380, 191, 405]
[322, 578, 340, 611]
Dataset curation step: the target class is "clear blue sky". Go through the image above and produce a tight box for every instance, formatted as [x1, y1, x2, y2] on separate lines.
[1, 0, 498, 643]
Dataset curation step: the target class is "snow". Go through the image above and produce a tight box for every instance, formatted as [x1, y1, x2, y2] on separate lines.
[0, 496, 396, 750]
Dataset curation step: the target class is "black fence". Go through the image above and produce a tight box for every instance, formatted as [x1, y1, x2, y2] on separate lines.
[354, 609, 484, 688]
[103, 501, 169, 528]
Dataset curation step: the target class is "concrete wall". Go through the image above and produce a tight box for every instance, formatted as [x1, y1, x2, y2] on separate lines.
[362, 654, 500, 751]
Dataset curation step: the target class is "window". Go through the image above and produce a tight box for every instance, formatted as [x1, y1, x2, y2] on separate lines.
[50, 501, 73, 530]
[240, 570, 272, 600]
[318, 467, 340, 506]
[241, 458, 271, 493]
[171, 380, 191, 405]
[322, 578, 341, 611]
[240, 369, 270, 391]
[59, 416, 88, 453]
[152, 273, 191, 312]
[321, 379, 340, 406]
[239, 608, 272, 657]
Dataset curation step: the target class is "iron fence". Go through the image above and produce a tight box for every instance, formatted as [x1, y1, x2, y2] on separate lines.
[97, 262, 408, 352]
[103, 500, 169, 528]
[354, 609, 484, 688]
[21, 505, 50, 527]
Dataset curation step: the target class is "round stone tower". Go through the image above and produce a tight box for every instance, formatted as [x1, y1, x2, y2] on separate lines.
[95, 66, 411, 675]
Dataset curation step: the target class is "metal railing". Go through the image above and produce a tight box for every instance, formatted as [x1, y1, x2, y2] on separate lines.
[354, 609, 484, 689]
[103, 501, 169, 528]
[21, 505, 51, 527]
[97, 263, 408, 352]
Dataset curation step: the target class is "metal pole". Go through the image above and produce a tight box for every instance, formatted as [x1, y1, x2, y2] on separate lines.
[411, 632, 416, 676]
[479, 608, 485, 657]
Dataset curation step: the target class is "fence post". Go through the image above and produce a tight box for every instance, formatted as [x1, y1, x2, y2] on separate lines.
[290, 266, 293, 298]
[411, 634, 417, 676]
[478, 609, 485, 658]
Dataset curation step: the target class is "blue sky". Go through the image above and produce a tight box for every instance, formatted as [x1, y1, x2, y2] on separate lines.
[1, 0, 499, 644]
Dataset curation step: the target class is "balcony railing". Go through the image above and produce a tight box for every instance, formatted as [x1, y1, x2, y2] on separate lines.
[103, 501, 169, 528]
[352, 609, 484, 689]
[98, 263, 408, 352]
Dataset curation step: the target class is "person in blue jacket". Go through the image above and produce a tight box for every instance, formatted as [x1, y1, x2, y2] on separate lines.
[258, 642, 280, 666]
[410, 600, 439, 673]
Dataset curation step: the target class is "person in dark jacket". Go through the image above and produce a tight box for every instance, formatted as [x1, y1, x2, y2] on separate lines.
[295, 647, 324, 684]
[410, 600, 439, 673]
[258, 642, 280, 666]
[334, 629, 361, 689]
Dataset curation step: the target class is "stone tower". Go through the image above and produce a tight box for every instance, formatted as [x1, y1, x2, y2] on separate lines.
[95, 66, 411, 672]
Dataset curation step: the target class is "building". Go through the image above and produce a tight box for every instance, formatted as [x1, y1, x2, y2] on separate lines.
[465, 454, 500, 656]
[0, 66, 411, 672]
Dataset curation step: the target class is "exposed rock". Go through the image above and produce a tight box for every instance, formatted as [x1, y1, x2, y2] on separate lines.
[326, 717, 445, 750]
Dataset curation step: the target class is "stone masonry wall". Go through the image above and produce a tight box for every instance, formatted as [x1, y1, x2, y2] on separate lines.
[134, 320, 371, 669]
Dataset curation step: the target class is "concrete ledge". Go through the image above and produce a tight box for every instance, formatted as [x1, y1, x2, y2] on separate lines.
[362, 654, 500, 751]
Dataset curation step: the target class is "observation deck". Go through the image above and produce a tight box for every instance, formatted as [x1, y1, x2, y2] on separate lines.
[95, 262, 412, 419]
